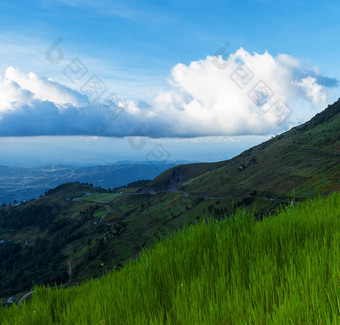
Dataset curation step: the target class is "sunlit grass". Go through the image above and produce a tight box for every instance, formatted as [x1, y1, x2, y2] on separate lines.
[1, 192, 339, 324]
[93, 209, 106, 217]
[82, 193, 120, 204]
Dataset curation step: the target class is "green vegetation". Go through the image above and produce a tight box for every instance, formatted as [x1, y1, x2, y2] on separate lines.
[82, 193, 121, 204]
[93, 209, 106, 217]
[0, 237, 68, 298]
[1, 193, 339, 324]
[0, 101, 339, 304]
[0, 183, 112, 297]
[149, 99, 340, 200]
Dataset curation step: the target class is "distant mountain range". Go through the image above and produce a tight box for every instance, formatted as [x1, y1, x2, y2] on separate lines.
[0, 162, 178, 204]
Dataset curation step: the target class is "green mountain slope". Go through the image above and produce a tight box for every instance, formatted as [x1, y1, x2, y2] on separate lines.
[0, 100, 339, 300]
[1, 193, 339, 324]
[148, 99, 340, 199]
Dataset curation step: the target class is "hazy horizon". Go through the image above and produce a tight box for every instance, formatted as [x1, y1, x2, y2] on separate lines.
[0, 134, 272, 167]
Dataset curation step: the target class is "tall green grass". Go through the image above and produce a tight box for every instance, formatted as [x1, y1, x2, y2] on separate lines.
[1, 193, 339, 324]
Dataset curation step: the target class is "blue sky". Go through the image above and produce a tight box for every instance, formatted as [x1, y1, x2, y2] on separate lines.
[0, 0, 339, 166]
[1, 0, 339, 75]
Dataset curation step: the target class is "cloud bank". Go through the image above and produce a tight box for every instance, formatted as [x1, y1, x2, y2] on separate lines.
[0, 48, 337, 137]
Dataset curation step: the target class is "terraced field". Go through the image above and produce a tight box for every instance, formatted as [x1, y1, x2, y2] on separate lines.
[82, 193, 121, 204]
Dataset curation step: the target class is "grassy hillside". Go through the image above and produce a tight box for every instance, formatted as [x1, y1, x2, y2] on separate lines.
[81, 193, 121, 204]
[1, 100, 339, 300]
[1, 193, 339, 324]
[1, 182, 242, 298]
[145, 161, 227, 191]
[149, 99, 340, 199]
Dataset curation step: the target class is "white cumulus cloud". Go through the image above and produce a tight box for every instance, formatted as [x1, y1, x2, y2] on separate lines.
[0, 48, 337, 137]
[4, 66, 89, 107]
